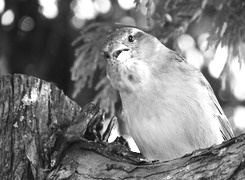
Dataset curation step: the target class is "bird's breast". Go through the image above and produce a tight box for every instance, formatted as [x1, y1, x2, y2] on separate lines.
[120, 78, 223, 161]
[107, 57, 151, 93]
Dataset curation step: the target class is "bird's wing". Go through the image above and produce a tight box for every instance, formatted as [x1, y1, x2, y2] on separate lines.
[166, 50, 234, 140]
[205, 80, 234, 140]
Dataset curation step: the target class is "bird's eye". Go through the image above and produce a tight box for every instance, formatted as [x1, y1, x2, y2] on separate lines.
[128, 35, 134, 42]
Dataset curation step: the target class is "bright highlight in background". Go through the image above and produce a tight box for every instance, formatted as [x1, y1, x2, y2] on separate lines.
[178, 34, 204, 69]
[233, 106, 245, 130]
[178, 34, 195, 51]
[208, 44, 228, 79]
[71, 16, 85, 29]
[94, 0, 111, 14]
[230, 59, 245, 101]
[73, 0, 97, 20]
[185, 49, 204, 70]
[0, 0, 5, 14]
[38, 0, 58, 19]
[71, 0, 112, 28]
[118, 0, 135, 10]
[19, 16, 35, 32]
[1, 9, 15, 26]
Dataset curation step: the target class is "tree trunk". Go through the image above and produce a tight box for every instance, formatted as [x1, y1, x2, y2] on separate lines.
[0, 74, 244, 180]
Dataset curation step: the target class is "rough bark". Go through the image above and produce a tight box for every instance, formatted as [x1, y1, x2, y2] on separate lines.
[0, 74, 244, 180]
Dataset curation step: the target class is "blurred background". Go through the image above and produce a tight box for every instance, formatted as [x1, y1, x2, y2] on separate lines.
[0, 0, 244, 137]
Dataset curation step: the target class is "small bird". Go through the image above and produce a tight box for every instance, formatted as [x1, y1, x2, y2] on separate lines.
[101, 26, 234, 161]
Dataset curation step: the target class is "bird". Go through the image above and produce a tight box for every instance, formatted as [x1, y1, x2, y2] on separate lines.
[101, 26, 234, 161]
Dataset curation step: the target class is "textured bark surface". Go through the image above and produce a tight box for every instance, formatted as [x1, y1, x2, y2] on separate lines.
[0, 74, 81, 180]
[47, 135, 245, 180]
[0, 74, 245, 180]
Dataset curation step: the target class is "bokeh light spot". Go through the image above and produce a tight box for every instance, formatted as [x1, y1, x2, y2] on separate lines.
[38, 0, 58, 19]
[198, 33, 209, 52]
[233, 106, 245, 130]
[71, 15, 85, 29]
[230, 59, 245, 101]
[208, 44, 228, 78]
[178, 34, 195, 51]
[178, 34, 204, 69]
[1, 9, 15, 26]
[0, 0, 5, 14]
[73, 0, 97, 20]
[94, 0, 111, 14]
[185, 48, 204, 70]
[19, 16, 35, 32]
[118, 0, 135, 10]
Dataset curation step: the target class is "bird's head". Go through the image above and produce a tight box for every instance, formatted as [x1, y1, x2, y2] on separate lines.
[101, 26, 169, 93]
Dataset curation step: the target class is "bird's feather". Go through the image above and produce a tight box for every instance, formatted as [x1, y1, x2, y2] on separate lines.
[173, 50, 234, 140]
[205, 81, 234, 140]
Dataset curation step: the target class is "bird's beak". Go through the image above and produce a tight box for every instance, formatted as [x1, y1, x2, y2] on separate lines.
[102, 44, 130, 60]
[111, 44, 130, 59]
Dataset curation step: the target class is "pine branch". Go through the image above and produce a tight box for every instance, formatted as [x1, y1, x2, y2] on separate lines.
[71, 23, 111, 97]
[71, 23, 120, 116]
[151, 0, 207, 43]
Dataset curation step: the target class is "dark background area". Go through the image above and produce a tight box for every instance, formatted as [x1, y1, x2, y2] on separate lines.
[0, 0, 75, 93]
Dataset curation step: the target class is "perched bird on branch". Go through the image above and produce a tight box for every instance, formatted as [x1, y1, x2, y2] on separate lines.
[101, 26, 234, 161]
